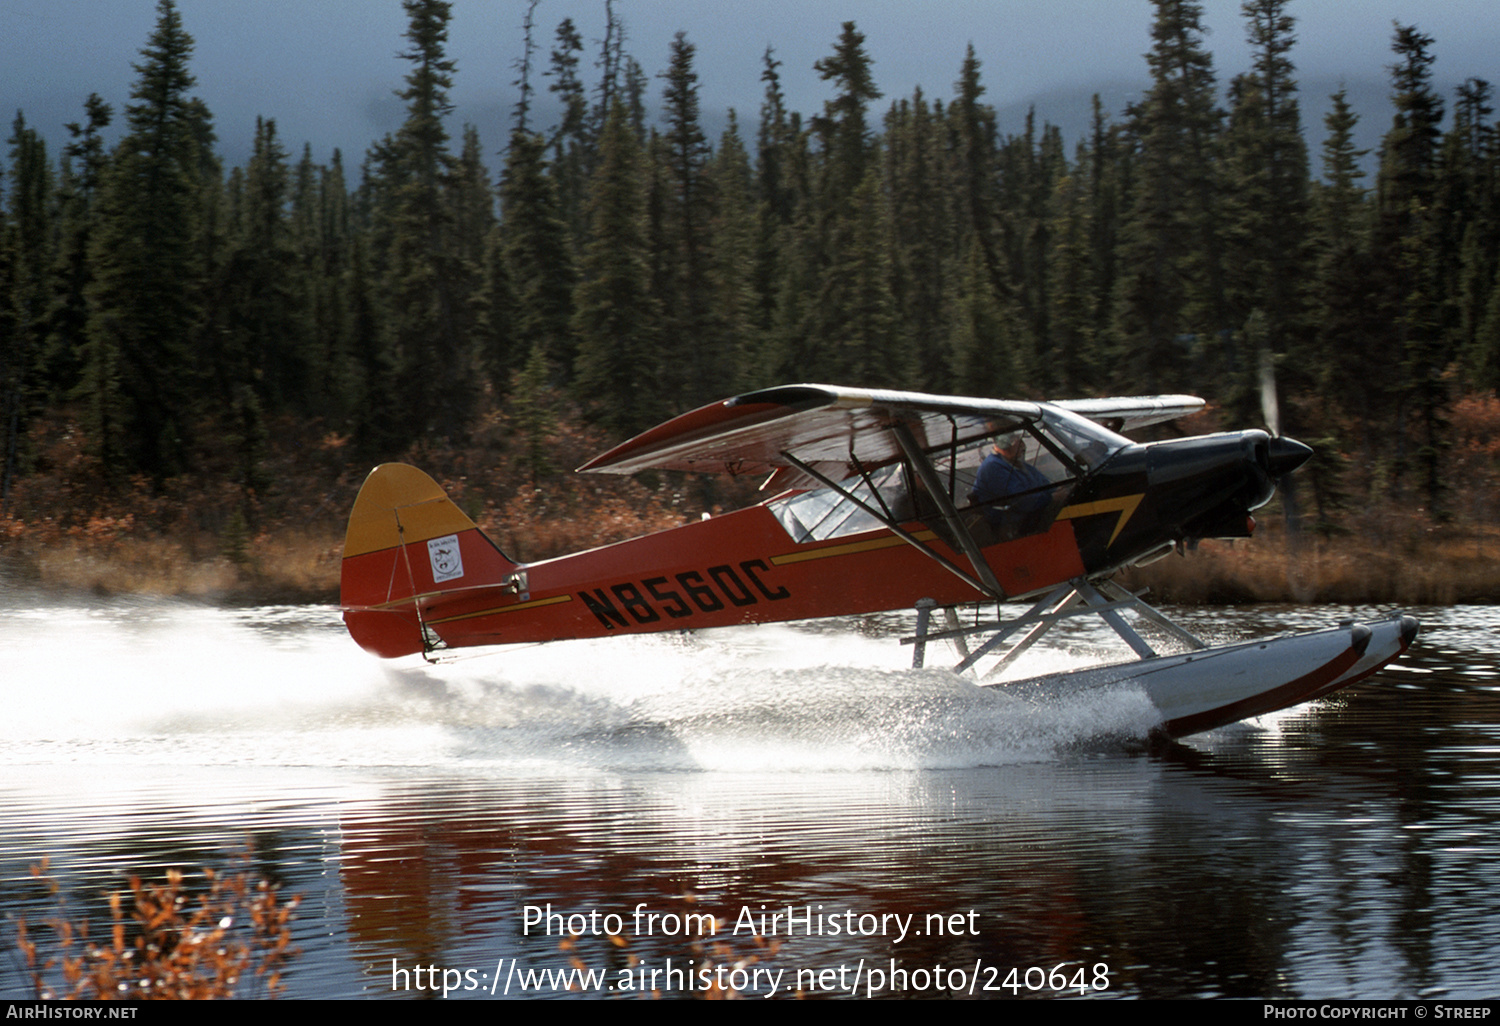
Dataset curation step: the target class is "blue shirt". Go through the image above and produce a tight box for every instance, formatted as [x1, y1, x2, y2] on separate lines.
[969, 452, 1050, 525]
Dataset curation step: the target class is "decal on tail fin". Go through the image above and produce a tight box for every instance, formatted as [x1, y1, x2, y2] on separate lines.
[340, 463, 518, 659]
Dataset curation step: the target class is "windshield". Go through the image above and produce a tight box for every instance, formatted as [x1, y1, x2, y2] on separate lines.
[1037, 406, 1129, 470]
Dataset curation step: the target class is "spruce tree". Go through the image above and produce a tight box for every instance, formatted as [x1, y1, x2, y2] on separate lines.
[288, 144, 322, 390]
[1083, 95, 1124, 377]
[799, 23, 894, 386]
[1303, 83, 1396, 531]
[309, 149, 363, 424]
[884, 90, 953, 391]
[1377, 23, 1447, 510]
[1, 114, 52, 503]
[1443, 80, 1497, 386]
[750, 47, 799, 352]
[707, 112, 759, 393]
[344, 233, 396, 456]
[84, 0, 207, 479]
[1314, 89, 1370, 248]
[808, 169, 904, 386]
[1221, 0, 1310, 421]
[996, 113, 1067, 392]
[950, 46, 1005, 301]
[476, 223, 517, 396]
[755, 47, 795, 228]
[945, 47, 1027, 396]
[1047, 160, 1096, 395]
[950, 236, 1021, 397]
[498, 129, 575, 387]
[656, 31, 720, 408]
[812, 22, 882, 203]
[545, 17, 590, 244]
[41, 94, 112, 404]
[373, 0, 475, 440]
[512, 0, 540, 135]
[216, 117, 299, 413]
[1309, 87, 1377, 418]
[573, 101, 659, 435]
[1112, 0, 1225, 393]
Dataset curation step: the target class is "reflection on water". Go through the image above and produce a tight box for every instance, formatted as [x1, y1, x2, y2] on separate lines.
[1, 595, 1497, 998]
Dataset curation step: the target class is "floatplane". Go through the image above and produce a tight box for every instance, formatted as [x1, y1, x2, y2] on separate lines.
[339, 384, 1417, 739]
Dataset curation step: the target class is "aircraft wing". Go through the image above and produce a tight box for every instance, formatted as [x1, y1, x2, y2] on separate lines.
[1051, 395, 1204, 433]
[578, 385, 1206, 479]
[577, 384, 1043, 479]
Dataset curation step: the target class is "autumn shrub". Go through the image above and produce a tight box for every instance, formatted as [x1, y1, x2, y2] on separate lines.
[1123, 513, 1500, 606]
[14, 857, 299, 1000]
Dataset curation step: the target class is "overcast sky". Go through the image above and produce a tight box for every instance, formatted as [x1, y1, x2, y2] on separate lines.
[7, 0, 1499, 170]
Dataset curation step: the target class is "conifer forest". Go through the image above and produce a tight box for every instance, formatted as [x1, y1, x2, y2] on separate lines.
[4, 0, 1500, 599]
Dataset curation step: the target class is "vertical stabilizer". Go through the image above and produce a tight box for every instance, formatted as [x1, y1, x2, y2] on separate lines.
[340, 463, 516, 658]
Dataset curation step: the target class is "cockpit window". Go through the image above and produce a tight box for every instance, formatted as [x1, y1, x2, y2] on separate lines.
[766, 409, 1128, 545]
[770, 461, 912, 544]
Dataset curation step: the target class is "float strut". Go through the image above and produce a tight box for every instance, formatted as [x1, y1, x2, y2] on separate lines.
[912, 598, 936, 668]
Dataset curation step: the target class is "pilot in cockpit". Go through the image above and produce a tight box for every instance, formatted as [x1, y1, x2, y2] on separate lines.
[967, 430, 1052, 540]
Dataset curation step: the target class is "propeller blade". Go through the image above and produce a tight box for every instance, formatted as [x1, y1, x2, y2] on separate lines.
[1258, 348, 1281, 438]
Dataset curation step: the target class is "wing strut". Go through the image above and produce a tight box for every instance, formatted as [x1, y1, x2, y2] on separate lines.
[889, 422, 1007, 599]
[779, 449, 1003, 600]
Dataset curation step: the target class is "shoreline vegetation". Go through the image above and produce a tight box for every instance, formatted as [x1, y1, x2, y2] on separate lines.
[10, 518, 1496, 611]
[0, 401, 716, 608]
[4, 401, 1495, 611]
[1120, 519, 1500, 608]
[8, 495, 1495, 611]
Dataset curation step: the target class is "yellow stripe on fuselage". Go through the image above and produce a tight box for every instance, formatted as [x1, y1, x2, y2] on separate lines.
[1056, 494, 1144, 546]
[769, 530, 939, 566]
[426, 592, 574, 626]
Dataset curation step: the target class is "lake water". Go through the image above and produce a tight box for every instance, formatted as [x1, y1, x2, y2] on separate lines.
[1, 595, 1497, 1000]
